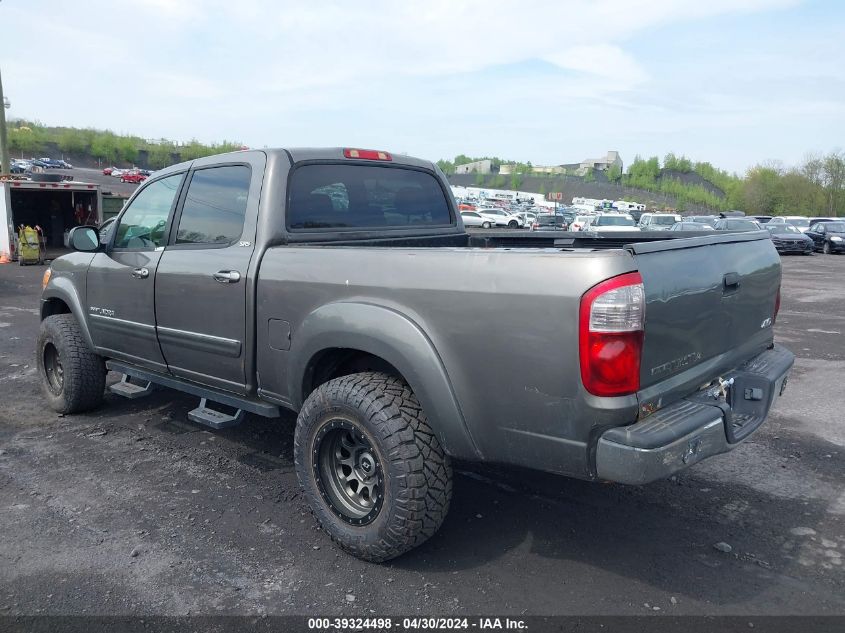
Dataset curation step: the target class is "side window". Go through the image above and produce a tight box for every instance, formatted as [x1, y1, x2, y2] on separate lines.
[175, 165, 251, 245]
[114, 174, 183, 249]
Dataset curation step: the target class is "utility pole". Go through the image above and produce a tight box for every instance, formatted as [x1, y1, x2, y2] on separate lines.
[0, 66, 9, 175]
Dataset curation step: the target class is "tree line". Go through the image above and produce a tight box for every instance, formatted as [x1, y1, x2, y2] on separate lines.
[439, 151, 845, 216]
[6, 120, 244, 169]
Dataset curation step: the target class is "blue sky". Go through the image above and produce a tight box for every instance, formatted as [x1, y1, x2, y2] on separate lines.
[1, 0, 842, 173]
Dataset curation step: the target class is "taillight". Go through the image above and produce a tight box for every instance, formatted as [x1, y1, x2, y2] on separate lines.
[343, 148, 392, 161]
[773, 284, 781, 323]
[579, 272, 645, 397]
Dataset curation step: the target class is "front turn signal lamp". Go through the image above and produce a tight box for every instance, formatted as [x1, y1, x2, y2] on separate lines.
[41, 267, 52, 290]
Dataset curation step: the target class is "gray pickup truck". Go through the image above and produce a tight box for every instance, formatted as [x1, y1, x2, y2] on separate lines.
[38, 148, 793, 561]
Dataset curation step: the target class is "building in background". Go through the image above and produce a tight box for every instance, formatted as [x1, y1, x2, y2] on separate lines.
[455, 159, 493, 175]
[577, 151, 622, 175]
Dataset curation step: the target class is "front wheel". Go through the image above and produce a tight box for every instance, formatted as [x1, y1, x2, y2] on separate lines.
[294, 372, 452, 562]
[482, 221, 492, 229]
[508, 220, 519, 228]
[37, 314, 106, 414]
[823, 241, 831, 254]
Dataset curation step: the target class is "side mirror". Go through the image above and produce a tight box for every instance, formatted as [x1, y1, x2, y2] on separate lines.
[68, 226, 101, 252]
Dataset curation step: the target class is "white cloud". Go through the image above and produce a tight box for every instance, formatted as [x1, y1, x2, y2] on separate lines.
[0, 0, 832, 171]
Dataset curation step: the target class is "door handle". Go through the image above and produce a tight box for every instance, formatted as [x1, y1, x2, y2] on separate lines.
[131, 267, 149, 279]
[723, 272, 740, 291]
[213, 270, 241, 284]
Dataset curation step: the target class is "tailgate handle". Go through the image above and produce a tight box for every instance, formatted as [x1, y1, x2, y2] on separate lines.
[723, 272, 740, 292]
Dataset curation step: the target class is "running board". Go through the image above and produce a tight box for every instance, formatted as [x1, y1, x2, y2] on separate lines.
[188, 398, 246, 429]
[105, 360, 281, 419]
[109, 375, 156, 399]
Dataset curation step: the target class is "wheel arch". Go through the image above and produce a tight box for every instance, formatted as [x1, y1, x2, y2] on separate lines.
[290, 302, 480, 460]
[41, 279, 95, 350]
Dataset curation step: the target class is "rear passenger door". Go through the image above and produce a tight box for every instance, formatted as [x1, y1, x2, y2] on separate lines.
[154, 156, 264, 394]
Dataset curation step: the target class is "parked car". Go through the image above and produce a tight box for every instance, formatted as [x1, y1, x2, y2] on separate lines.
[751, 215, 773, 224]
[111, 169, 126, 178]
[670, 222, 715, 231]
[714, 218, 762, 232]
[476, 207, 524, 228]
[530, 215, 568, 231]
[40, 147, 792, 563]
[102, 167, 115, 175]
[460, 211, 494, 229]
[39, 157, 64, 168]
[569, 214, 594, 231]
[584, 213, 636, 232]
[684, 215, 717, 226]
[120, 171, 148, 184]
[10, 161, 27, 174]
[764, 224, 814, 255]
[809, 217, 835, 226]
[638, 213, 682, 231]
[57, 160, 73, 169]
[806, 221, 845, 254]
[768, 216, 811, 233]
[29, 158, 50, 169]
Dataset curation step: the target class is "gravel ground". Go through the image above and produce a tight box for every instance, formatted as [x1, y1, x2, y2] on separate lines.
[0, 254, 843, 617]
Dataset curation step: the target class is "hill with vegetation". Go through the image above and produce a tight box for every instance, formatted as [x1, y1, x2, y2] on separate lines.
[441, 152, 845, 217]
[5, 120, 842, 216]
[5, 119, 243, 170]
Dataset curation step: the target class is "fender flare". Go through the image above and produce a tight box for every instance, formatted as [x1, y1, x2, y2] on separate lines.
[41, 277, 95, 350]
[290, 301, 480, 460]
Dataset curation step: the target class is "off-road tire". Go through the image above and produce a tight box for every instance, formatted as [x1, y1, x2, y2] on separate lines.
[37, 314, 106, 414]
[294, 372, 452, 562]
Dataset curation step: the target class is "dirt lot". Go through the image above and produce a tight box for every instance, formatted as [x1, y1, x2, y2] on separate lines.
[0, 254, 843, 617]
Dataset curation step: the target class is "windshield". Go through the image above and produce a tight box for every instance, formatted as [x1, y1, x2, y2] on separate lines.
[596, 216, 634, 226]
[823, 222, 845, 232]
[652, 216, 677, 225]
[768, 225, 800, 234]
[787, 218, 809, 227]
[727, 220, 761, 230]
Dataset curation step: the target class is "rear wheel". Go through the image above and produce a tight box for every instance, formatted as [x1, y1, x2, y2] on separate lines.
[36, 315, 106, 414]
[508, 220, 519, 228]
[294, 372, 452, 562]
[482, 221, 492, 229]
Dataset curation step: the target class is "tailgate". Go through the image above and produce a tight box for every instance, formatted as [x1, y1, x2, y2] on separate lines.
[630, 231, 781, 392]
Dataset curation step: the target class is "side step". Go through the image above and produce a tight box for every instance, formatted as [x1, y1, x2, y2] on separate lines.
[105, 360, 281, 419]
[188, 398, 246, 429]
[109, 374, 156, 399]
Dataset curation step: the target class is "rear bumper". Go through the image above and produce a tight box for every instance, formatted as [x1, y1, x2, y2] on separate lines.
[595, 344, 794, 485]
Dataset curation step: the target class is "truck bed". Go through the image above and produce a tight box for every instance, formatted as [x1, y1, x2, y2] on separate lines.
[255, 229, 780, 479]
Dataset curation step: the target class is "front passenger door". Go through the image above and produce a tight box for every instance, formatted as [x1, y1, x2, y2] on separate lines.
[87, 173, 185, 371]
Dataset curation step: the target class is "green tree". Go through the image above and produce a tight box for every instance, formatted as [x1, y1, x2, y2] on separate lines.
[606, 164, 622, 183]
